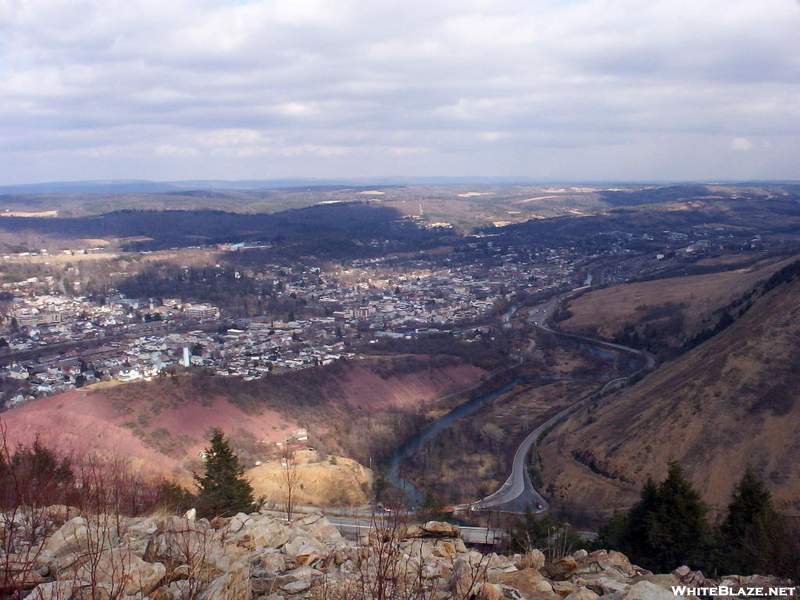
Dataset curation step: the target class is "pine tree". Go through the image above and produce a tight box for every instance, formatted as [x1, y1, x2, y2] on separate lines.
[195, 429, 255, 518]
[719, 468, 779, 574]
[602, 462, 713, 572]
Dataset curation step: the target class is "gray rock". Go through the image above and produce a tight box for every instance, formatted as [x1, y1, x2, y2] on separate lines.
[618, 581, 681, 600]
[200, 564, 250, 600]
[60, 547, 166, 596]
[565, 587, 601, 600]
[281, 578, 312, 595]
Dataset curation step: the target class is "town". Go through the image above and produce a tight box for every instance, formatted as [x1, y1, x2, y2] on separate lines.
[0, 203, 778, 411]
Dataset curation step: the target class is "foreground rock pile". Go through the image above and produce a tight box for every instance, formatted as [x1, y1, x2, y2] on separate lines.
[0, 507, 794, 600]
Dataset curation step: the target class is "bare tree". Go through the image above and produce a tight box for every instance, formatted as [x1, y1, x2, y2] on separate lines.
[281, 448, 302, 520]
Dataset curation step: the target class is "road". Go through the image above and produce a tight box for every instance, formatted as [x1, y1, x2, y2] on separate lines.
[259, 506, 506, 545]
[463, 293, 656, 514]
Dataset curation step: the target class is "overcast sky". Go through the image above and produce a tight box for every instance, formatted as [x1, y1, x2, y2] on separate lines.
[1, 0, 799, 185]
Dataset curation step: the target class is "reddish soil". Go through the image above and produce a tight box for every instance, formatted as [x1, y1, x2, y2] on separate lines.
[0, 356, 488, 486]
[0, 388, 297, 480]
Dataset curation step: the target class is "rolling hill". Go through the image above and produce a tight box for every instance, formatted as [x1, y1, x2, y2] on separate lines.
[539, 258, 800, 518]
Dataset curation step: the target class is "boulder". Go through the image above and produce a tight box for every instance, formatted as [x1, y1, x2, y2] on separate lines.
[544, 556, 579, 581]
[27, 580, 120, 600]
[199, 563, 250, 600]
[579, 575, 630, 596]
[516, 549, 547, 571]
[60, 547, 166, 596]
[291, 513, 343, 543]
[256, 550, 287, 574]
[618, 580, 681, 600]
[492, 568, 559, 599]
[638, 574, 681, 592]
[1, 556, 47, 591]
[248, 519, 293, 550]
[281, 578, 312, 595]
[564, 587, 601, 600]
[672, 566, 705, 586]
[40, 517, 92, 559]
[477, 582, 506, 600]
[404, 521, 461, 539]
[552, 581, 580, 597]
[450, 555, 488, 598]
[577, 551, 638, 579]
[283, 532, 329, 567]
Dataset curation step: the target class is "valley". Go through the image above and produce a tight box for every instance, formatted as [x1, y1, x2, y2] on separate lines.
[1, 182, 799, 523]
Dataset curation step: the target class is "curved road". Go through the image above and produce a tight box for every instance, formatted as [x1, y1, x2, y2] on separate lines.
[464, 294, 656, 513]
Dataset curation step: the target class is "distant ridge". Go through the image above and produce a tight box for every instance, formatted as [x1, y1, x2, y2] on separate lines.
[0, 177, 547, 195]
[0, 177, 765, 195]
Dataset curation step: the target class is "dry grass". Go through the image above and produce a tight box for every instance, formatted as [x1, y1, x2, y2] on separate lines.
[559, 256, 793, 344]
[247, 450, 373, 508]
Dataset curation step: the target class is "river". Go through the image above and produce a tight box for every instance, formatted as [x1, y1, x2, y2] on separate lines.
[385, 377, 530, 506]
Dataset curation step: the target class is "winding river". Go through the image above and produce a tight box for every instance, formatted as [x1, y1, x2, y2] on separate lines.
[385, 377, 530, 506]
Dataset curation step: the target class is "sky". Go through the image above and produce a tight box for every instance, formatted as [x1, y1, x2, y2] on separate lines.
[1, 0, 799, 185]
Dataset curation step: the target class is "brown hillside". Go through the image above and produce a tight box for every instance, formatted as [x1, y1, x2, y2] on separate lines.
[557, 254, 794, 354]
[540, 268, 800, 517]
[1, 355, 486, 499]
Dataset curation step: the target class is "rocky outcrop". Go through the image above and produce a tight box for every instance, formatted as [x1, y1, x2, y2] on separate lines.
[1, 507, 795, 600]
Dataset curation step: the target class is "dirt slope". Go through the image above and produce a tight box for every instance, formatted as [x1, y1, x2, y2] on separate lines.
[0, 355, 486, 501]
[540, 269, 800, 517]
[557, 254, 794, 355]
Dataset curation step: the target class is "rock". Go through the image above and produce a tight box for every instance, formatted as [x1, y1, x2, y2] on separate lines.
[574, 550, 589, 560]
[516, 549, 547, 571]
[1, 561, 47, 590]
[283, 565, 322, 583]
[151, 579, 197, 600]
[450, 555, 487, 598]
[282, 578, 312, 595]
[227, 512, 252, 534]
[492, 568, 559, 599]
[618, 580, 681, 600]
[580, 576, 630, 596]
[577, 551, 637, 579]
[434, 537, 467, 557]
[291, 513, 343, 543]
[184, 508, 197, 521]
[41, 505, 80, 524]
[552, 581, 580, 597]
[40, 517, 91, 559]
[672, 566, 704, 586]
[544, 556, 579, 581]
[27, 580, 87, 600]
[404, 521, 461, 539]
[477, 582, 506, 600]
[60, 547, 166, 596]
[27, 580, 122, 600]
[565, 587, 601, 600]
[256, 550, 287, 574]
[199, 564, 250, 600]
[249, 519, 293, 549]
[638, 574, 681, 592]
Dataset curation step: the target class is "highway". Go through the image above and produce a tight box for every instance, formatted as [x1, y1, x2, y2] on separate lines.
[463, 293, 656, 514]
[259, 506, 506, 545]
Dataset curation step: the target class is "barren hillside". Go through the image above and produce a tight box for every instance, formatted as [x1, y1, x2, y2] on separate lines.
[540, 261, 800, 517]
[1, 355, 486, 500]
[556, 254, 794, 356]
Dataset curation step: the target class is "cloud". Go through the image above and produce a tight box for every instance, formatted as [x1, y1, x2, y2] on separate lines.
[731, 137, 754, 152]
[0, 0, 798, 182]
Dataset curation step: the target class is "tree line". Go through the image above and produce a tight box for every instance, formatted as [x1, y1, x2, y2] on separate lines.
[598, 462, 799, 578]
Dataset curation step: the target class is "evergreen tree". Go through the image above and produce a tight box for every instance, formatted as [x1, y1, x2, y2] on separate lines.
[195, 429, 255, 518]
[718, 468, 779, 574]
[600, 462, 713, 572]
